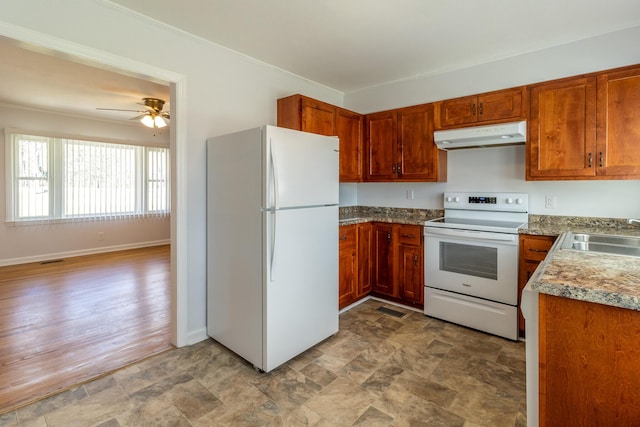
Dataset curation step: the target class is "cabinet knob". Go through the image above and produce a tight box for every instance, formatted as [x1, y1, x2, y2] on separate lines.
[413, 254, 419, 266]
[392, 164, 397, 173]
[387, 232, 391, 243]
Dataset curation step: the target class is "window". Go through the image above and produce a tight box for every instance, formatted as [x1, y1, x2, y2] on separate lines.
[6, 132, 170, 223]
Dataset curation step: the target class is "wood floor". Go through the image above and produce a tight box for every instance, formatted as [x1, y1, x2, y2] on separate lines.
[0, 245, 172, 414]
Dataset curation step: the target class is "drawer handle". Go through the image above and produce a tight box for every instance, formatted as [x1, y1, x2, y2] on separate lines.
[529, 248, 548, 253]
[401, 234, 416, 239]
[339, 236, 348, 241]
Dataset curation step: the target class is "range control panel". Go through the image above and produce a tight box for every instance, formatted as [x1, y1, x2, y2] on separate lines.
[468, 196, 497, 204]
[443, 192, 528, 212]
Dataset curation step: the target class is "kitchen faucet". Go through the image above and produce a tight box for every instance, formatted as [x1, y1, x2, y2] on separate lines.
[627, 219, 640, 225]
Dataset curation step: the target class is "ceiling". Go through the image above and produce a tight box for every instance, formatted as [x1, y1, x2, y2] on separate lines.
[110, 0, 640, 92]
[0, 36, 170, 124]
[1, 1, 639, 124]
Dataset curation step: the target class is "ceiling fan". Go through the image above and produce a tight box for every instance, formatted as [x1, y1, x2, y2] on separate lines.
[97, 97, 170, 128]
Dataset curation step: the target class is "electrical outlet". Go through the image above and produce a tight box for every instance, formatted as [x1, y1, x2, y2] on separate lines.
[97, 232, 105, 241]
[545, 195, 557, 209]
[407, 189, 414, 200]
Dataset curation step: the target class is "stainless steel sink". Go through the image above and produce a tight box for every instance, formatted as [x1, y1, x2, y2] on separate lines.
[562, 232, 640, 257]
[571, 233, 640, 247]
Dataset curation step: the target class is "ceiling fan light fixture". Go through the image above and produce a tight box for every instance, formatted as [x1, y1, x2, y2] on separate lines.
[154, 115, 167, 128]
[140, 114, 156, 128]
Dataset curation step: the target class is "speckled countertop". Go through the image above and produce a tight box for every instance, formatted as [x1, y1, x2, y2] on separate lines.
[520, 214, 640, 238]
[339, 206, 443, 226]
[527, 230, 640, 311]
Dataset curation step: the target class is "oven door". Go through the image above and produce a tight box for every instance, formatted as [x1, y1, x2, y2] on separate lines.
[424, 226, 518, 305]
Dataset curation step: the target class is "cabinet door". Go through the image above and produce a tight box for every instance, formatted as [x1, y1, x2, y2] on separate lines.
[597, 66, 640, 178]
[365, 111, 397, 181]
[338, 225, 357, 309]
[539, 294, 640, 426]
[477, 87, 525, 123]
[357, 222, 373, 297]
[397, 225, 423, 306]
[398, 244, 423, 306]
[301, 98, 336, 136]
[528, 76, 597, 179]
[518, 234, 555, 338]
[397, 105, 441, 181]
[336, 108, 364, 182]
[372, 223, 396, 297]
[438, 96, 478, 127]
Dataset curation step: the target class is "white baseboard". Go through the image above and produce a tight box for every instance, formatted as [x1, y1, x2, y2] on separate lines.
[187, 327, 209, 346]
[0, 239, 170, 267]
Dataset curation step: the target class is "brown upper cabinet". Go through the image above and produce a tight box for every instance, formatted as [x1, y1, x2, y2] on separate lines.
[277, 94, 364, 182]
[596, 65, 640, 178]
[435, 87, 526, 129]
[365, 104, 447, 182]
[528, 64, 640, 180]
[528, 76, 597, 179]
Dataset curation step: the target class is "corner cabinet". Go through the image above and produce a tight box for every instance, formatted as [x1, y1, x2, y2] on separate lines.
[364, 104, 447, 182]
[371, 223, 424, 309]
[528, 64, 640, 180]
[518, 234, 556, 338]
[435, 87, 526, 129]
[277, 94, 364, 182]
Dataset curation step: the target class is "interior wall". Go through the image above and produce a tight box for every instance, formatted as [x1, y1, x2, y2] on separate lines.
[344, 26, 640, 219]
[354, 146, 640, 218]
[0, 104, 171, 265]
[0, 0, 343, 343]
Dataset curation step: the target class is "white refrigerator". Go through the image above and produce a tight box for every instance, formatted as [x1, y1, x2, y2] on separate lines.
[206, 125, 339, 373]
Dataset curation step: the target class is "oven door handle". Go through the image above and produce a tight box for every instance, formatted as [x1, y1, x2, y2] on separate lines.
[425, 227, 517, 243]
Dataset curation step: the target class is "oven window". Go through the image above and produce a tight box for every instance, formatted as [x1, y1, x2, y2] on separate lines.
[439, 242, 497, 280]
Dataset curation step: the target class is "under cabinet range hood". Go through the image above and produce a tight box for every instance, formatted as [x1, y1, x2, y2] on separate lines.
[434, 121, 527, 150]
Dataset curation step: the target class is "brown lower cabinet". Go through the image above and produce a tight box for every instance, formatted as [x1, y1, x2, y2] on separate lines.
[338, 225, 357, 309]
[539, 294, 640, 426]
[371, 223, 424, 308]
[338, 222, 424, 310]
[518, 234, 556, 337]
[338, 223, 374, 309]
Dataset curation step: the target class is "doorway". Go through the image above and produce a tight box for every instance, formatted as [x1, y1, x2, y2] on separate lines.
[0, 24, 187, 409]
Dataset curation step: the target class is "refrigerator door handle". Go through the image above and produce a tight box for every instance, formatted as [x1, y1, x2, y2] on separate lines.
[269, 139, 280, 210]
[270, 211, 277, 282]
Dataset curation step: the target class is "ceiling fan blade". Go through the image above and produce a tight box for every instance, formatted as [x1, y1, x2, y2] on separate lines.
[129, 114, 149, 121]
[97, 107, 147, 113]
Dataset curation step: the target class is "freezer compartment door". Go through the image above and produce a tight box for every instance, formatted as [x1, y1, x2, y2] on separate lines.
[265, 126, 339, 209]
[263, 205, 338, 372]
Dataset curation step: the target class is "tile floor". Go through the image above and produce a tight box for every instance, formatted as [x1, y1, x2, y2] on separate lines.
[0, 299, 526, 426]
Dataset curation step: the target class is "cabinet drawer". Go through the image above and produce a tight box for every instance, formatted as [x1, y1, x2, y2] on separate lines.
[339, 225, 357, 247]
[397, 225, 422, 246]
[522, 237, 554, 262]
